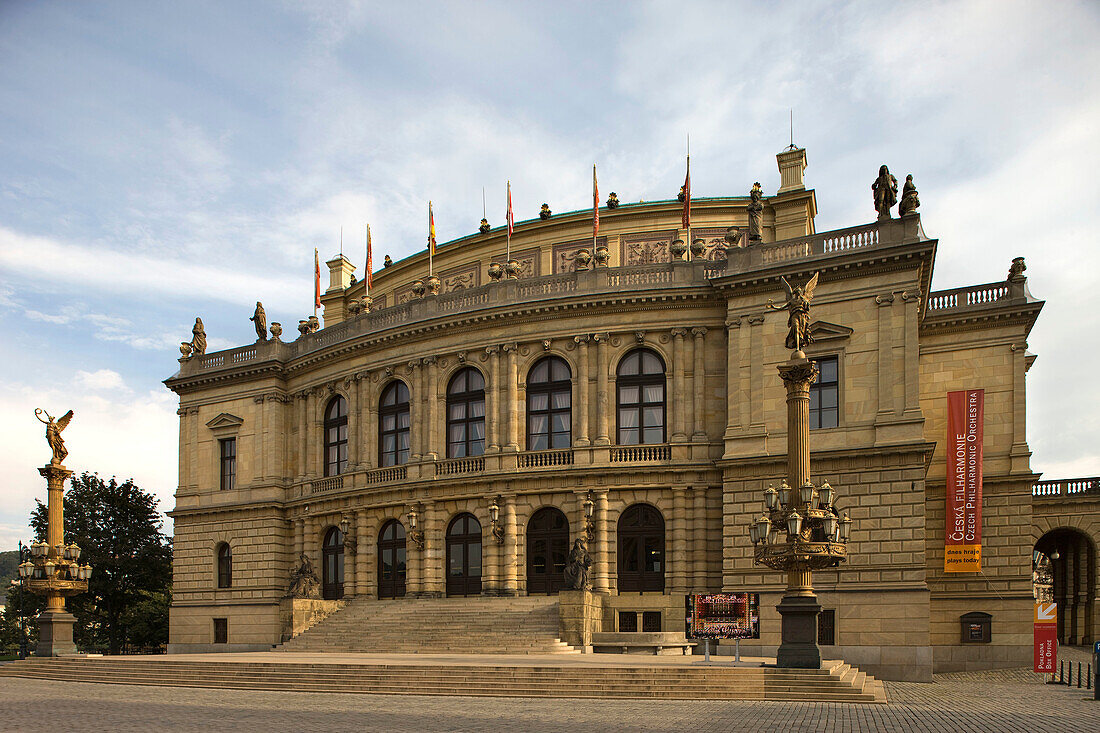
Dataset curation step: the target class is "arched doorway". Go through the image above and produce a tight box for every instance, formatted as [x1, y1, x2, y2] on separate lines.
[1035, 528, 1096, 644]
[527, 507, 570, 594]
[618, 504, 665, 592]
[322, 526, 345, 600]
[377, 519, 407, 599]
[446, 513, 482, 597]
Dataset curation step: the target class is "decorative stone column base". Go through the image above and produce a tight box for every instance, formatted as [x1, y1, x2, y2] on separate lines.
[776, 594, 822, 669]
[559, 589, 606, 650]
[36, 609, 77, 656]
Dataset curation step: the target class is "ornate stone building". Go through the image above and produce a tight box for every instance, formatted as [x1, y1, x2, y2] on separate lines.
[165, 148, 1046, 681]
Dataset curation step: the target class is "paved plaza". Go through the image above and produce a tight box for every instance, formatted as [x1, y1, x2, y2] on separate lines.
[1, 653, 1098, 733]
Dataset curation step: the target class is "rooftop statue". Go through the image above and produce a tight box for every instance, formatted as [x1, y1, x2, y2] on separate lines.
[250, 302, 267, 342]
[872, 165, 898, 220]
[383, 255, 393, 267]
[767, 272, 820, 353]
[180, 317, 207, 359]
[899, 174, 920, 217]
[540, 203, 552, 220]
[606, 192, 620, 209]
[748, 181, 764, 241]
[36, 408, 73, 465]
[479, 218, 491, 234]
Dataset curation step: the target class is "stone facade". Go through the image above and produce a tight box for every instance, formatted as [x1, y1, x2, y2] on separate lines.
[165, 149, 1045, 681]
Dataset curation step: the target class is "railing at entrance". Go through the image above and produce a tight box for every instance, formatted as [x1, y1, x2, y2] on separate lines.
[1033, 477, 1100, 498]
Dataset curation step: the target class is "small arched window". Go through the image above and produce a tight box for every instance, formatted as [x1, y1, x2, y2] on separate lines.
[527, 357, 572, 451]
[379, 381, 411, 467]
[216, 543, 232, 589]
[324, 395, 348, 476]
[616, 349, 666, 445]
[447, 368, 485, 458]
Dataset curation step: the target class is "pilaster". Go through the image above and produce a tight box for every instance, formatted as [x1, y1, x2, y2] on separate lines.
[594, 333, 610, 445]
[574, 335, 591, 446]
[691, 327, 708, 443]
[486, 346, 501, 452]
[671, 328, 688, 441]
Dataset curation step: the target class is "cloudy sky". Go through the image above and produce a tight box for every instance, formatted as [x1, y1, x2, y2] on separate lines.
[1, 1, 1097, 549]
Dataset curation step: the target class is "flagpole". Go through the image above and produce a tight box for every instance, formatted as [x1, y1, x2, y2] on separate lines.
[592, 163, 598, 253]
[506, 181, 512, 261]
[686, 154, 692, 259]
[366, 224, 372, 296]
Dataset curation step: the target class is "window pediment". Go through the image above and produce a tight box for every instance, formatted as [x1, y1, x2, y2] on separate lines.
[206, 413, 244, 430]
[808, 321, 853, 342]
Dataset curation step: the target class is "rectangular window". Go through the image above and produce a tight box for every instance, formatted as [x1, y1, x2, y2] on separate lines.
[818, 609, 836, 646]
[642, 611, 662, 632]
[213, 618, 228, 644]
[618, 611, 638, 632]
[809, 356, 839, 429]
[219, 438, 236, 491]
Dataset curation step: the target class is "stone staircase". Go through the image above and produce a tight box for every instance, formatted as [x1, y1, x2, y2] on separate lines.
[275, 596, 579, 654]
[0, 657, 887, 702]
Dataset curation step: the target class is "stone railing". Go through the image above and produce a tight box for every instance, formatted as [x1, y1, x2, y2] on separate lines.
[310, 476, 343, 494]
[728, 221, 885, 271]
[1033, 477, 1100, 498]
[926, 282, 1014, 312]
[518, 449, 575, 468]
[364, 465, 407, 485]
[607, 264, 675, 288]
[435, 456, 485, 476]
[610, 444, 671, 463]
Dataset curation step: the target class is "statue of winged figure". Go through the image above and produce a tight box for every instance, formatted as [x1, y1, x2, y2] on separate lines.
[250, 302, 267, 342]
[36, 408, 73, 465]
[767, 272, 819, 353]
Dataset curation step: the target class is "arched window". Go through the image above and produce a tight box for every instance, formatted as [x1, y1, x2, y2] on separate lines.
[527, 357, 572, 451]
[616, 349, 666, 445]
[322, 526, 345, 600]
[447, 368, 485, 458]
[446, 513, 482, 597]
[216, 542, 232, 589]
[526, 507, 570, 594]
[617, 504, 665, 592]
[377, 519, 407, 599]
[324, 395, 348, 476]
[379, 381, 411, 467]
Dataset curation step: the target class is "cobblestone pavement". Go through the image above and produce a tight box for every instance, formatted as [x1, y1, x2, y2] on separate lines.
[0, 667, 1096, 732]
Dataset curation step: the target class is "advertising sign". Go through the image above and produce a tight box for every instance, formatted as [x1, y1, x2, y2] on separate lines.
[945, 389, 984, 572]
[686, 593, 759, 639]
[1034, 602, 1057, 674]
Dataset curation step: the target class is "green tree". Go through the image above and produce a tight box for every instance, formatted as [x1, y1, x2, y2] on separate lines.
[30, 472, 172, 654]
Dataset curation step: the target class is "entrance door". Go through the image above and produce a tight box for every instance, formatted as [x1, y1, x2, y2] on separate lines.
[377, 519, 407, 599]
[617, 503, 664, 592]
[322, 526, 345, 600]
[527, 507, 570, 594]
[446, 513, 483, 597]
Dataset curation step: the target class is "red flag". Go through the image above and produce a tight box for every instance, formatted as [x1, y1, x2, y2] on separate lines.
[365, 225, 373, 291]
[593, 164, 599, 237]
[314, 248, 321, 309]
[682, 156, 691, 230]
[506, 181, 514, 239]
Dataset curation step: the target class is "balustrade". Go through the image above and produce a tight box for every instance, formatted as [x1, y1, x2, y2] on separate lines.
[609, 444, 671, 463]
[1033, 477, 1100, 498]
[518, 449, 574, 468]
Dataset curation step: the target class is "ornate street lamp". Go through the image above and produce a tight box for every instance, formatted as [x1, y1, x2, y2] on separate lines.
[489, 496, 505, 545]
[582, 491, 595, 541]
[406, 505, 425, 550]
[751, 274, 854, 669]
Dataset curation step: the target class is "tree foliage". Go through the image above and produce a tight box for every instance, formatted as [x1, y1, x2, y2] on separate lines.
[30, 472, 172, 653]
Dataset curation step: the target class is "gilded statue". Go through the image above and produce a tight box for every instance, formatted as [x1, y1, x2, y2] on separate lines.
[287, 552, 320, 598]
[872, 165, 898, 220]
[767, 272, 820, 353]
[748, 181, 764, 241]
[36, 408, 73, 465]
[563, 537, 592, 590]
[250, 302, 267, 342]
[899, 174, 920, 217]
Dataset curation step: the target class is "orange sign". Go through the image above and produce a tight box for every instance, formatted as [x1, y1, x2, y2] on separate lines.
[945, 389, 983, 572]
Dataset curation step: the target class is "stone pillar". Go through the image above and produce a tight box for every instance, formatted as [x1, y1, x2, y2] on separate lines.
[188, 406, 199, 491]
[594, 333, 610, 445]
[359, 374, 374, 471]
[305, 515, 319, 569]
[346, 379, 359, 470]
[294, 516, 304, 559]
[778, 357, 817, 490]
[875, 293, 895, 417]
[486, 346, 500, 452]
[671, 486, 688, 593]
[691, 327, 708, 441]
[596, 490, 613, 593]
[344, 514, 357, 598]
[574, 336, 590, 446]
[177, 408, 188, 492]
[423, 501, 443, 597]
[408, 360, 422, 461]
[504, 343, 519, 451]
[296, 393, 308, 480]
[902, 292, 921, 414]
[273, 396, 288, 481]
[308, 389, 322, 478]
[747, 316, 765, 428]
[724, 319, 740, 439]
[425, 356, 439, 460]
[671, 328, 688, 441]
[35, 463, 77, 656]
[692, 487, 707, 591]
[503, 495, 518, 595]
[356, 509, 371, 599]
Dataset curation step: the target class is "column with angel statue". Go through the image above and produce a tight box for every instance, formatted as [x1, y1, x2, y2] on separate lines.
[36, 408, 73, 466]
[767, 272, 819, 356]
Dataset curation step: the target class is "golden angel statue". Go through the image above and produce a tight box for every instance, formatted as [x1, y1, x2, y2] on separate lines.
[36, 408, 73, 465]
[767, 272, 819, 353]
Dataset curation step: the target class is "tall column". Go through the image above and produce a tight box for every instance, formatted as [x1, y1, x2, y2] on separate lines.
[594, 333, 610, 445]
[875, 293, 895, 417]
[778, 358, 817, 490]
[691, 327, 708, 441]
[486, 346, 501, 452]
[671, 486, 688, 592]
[747, 316, 765, 428]
[503, 495, 518, 595]
[177, 408, 188, 493]
[307, 389, 321, 478]
[356, 509, 371, 599]
[423, 501, 443, 597]
[408, 360, 422, 461]
[346, 379, 359, 470]
[574, 336, 590, 446]
[503, 343, 519, 451]
[253, 395, 266, 484]
[344, 513, 357, 598]
[188, 407, 199, 491]
[425, 356, 439, 459]
[305, 516, 319, 567]
[294, 516, 304, 559]
[902, 292, 921, 414]
[594, 490, 610, 592]
[363, 373, 377, 471]
[274, 396, 288, 481]
[296, 393, 308, 480]
[671, 328, 688, 441]
[692, 487, 707, 591]
[724, 319, 740, 438]
[36, 463, 77, 655]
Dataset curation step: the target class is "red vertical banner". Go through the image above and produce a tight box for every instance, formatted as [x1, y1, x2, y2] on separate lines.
[945, 389, 984, 572]
[1034, 602, 1057, 673]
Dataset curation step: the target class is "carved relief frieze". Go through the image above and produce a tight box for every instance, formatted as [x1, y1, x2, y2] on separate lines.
[396, 286, 418, 305]
[620, 230, 676, 266]
[552, 237, 608, 273]
[438, 263, 480, 292]
[688, 228, 733, 260]
[493, 247, 540, 279]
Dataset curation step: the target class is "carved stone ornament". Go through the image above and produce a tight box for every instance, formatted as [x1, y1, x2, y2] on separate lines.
[626, 239, 670, 265]
[251, 302, 268, 342]
[179, 341, 193, 359]
[690, 238, 706, 258]
[725, 226, 745, 247]
[505, 259, 520, 279]
[593, 246, 609, 267]
[270, 322, 282, 340]
[635, 330, 646, 343]
[298, 320, 311, 337]
[872, 165, 898, 220]
[670, 239, 688, 260]
[457, 352, 467, 364]
[574, 249, 592, 271]
[347, 299, 362, 316]
[479, 218, 491, 234]
[426, 275, 441, 296]
[606, 192, 620, 209]
[899, 173, 919, 217]
[443, 271, 476, 291]
[488, 262, 504, 281]
[539, 203, 552, 220]
[360, 295, 373, 313]
[411, 280, 426, 298]
[542, 339, 551, 351]
[1008, 257, 1027, 283]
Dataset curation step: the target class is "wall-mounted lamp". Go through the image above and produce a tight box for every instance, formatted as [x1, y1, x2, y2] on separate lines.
[489, 496, 505, 545]
[406, 506, 425, 550]
[583, 491, 595, 541]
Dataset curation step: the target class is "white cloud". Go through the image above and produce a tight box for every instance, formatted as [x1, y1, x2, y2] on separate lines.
[75, 369, 128, 391]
